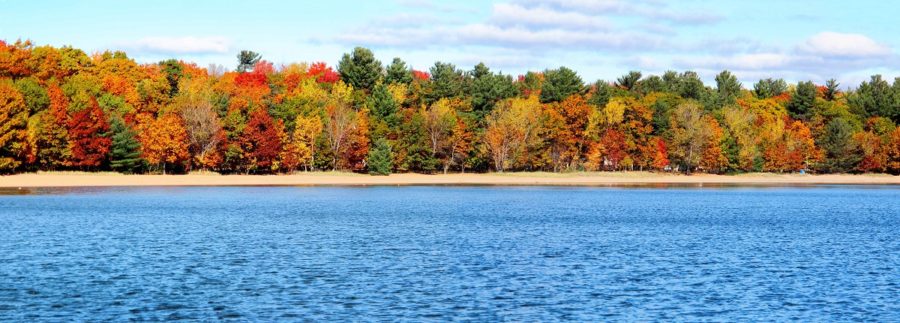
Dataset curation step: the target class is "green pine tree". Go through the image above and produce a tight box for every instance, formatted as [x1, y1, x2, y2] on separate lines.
[367, 138, 393, 176]
[108, 117, 144, 173]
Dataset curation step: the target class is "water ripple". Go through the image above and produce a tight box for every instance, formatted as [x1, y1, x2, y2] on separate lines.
[0, 186, 898, 321]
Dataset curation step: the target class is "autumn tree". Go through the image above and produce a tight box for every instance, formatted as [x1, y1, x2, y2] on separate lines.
[423, 98, 466, 173]
[323, 82, 359, 170]
[668, 102, 719, 173]
[544, 94, 592, 170]
[31, 83, 70, 169]
[651, 137, 670, 170]
[698, 117, 728, 173]
[139, 113, 189, 174]
[281, 115, 322, 171]
[885, 127, 900, 174]
[484, 96, 543, 171]
[341, 109, 369, 171]
[238, 108, 283, 173]
[0, 40, 33, 78]
[0, 79, 27, 171]
[307, 62, 340, 84]
[176, 79, 223, 169]
[447, 118, 474, 173]
[67, 99, 111, 169]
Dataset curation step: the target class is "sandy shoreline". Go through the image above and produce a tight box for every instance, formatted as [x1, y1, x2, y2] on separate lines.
[1, 172, 898, 187]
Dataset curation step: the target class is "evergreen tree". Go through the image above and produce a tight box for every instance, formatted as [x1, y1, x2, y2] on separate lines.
[338, 47, 382, 92]
[426, 62, 465, 103]
[847, 75, 897, 121]
[823, 79, 840, 101]
[367, 84, 400, 139]
[788, 81, 816, 120]
[588, 80, 614, 108]
[108, 116, 143, 173]
[159, 59, 183, 97]
[819, 118, 861, 172]
[677, 71, 707, 101]
[469, 63, 516, 119]
[540, 66, 584, 103]
[385, 58, 412, 84]
[753, 78, 787, 99]
[714, 70, 741, 107]
[367, 138, 392, 175]
[615, 71, 642, 92]
[236, 50, 261, 73]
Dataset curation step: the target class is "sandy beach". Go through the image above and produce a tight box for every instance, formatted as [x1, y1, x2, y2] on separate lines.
[1, 171, 898, 187]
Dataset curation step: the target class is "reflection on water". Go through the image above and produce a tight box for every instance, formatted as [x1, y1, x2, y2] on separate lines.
[0, 186, 898, 320]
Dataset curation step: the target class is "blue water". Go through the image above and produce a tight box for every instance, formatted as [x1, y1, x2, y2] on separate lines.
[0, 185, 898, 321]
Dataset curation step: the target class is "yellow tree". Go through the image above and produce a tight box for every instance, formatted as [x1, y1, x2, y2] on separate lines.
[668, 102, 717, 173]
[699, 117, 728, 173]
[447, 118, 473, 173]
[886, 127, 900, 174]
[138, 113, 189, 174]
[484, 96, 543, 171]
[423, 98, 461, 171]
[0, 79, 27, 171]
[282, 114, 323, 171]
[323, 81, 358, 170]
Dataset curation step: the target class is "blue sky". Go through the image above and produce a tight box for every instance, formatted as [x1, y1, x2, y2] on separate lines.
[2, 0, 898, 87]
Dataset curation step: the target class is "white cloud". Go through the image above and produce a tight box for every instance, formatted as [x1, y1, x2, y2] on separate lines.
[125, 36, 231, 55]
[515, 0, 722, 25]
[798, 32, 891, 58]
[456, 24, 664, 50]
[316, 2, 897, 85]
[395, 0, 477, 13]
[490, 3, 611, 30]
[675, 53, 796, 71]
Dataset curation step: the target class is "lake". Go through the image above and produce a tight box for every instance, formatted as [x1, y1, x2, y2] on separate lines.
[0, 185, 898, 321]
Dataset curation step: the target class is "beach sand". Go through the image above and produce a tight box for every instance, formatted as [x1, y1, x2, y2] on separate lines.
[1, 171, 898, 187]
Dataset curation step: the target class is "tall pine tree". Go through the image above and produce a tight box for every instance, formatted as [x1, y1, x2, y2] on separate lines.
[108, 116, 143, 173]
[367, 138, 392, 175]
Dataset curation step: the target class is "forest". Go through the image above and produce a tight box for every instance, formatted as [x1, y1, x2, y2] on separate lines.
[1, 39, 899, 175]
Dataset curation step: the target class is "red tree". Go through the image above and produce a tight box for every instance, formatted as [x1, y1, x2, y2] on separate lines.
[67, 99, 111, 168]
[235, 61, 272, 88]
[652, 137, 669, 170]
[412, 69, 430, 81]
[241, 108, 283, 172]
[600, 128, 627, 170]
[308, 62, 340, 84]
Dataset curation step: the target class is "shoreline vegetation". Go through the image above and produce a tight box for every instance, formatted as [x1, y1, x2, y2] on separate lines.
[1, 41, 900, 178]
[1, 171, 898, 188]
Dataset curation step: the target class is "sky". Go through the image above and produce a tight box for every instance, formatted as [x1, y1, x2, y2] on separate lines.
[2, 0, 899, 88]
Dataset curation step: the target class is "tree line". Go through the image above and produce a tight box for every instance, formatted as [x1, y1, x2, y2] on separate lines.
[1, 40, 899, 175]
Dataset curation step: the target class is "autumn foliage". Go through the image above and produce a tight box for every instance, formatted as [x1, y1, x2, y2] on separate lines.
[0, 40, 898, 174]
